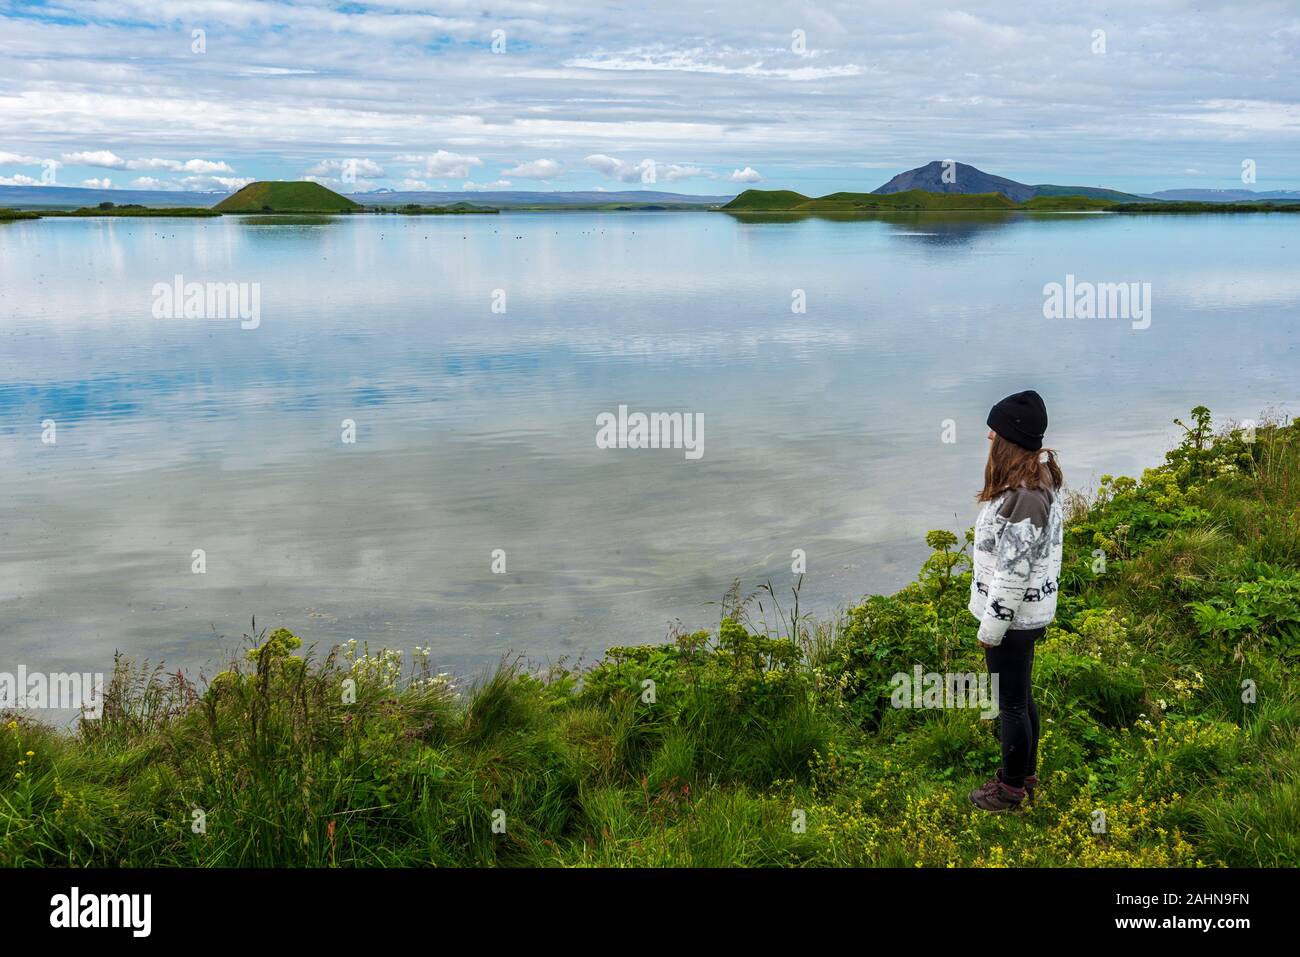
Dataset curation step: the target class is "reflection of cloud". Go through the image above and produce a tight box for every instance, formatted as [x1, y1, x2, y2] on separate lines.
[1171, 270, 1300, 308]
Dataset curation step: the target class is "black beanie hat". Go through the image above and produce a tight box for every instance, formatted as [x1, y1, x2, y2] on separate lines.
[987, 390, 1047, 451]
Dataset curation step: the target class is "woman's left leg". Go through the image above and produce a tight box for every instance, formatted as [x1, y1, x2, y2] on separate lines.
[985, 629, 1036, 788]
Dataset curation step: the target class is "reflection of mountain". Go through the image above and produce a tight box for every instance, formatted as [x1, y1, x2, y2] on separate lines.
[876, 210, 1019, 245]
[723, 208, 1022, 244]
[723, 207, 1119, 247]
[241, 215, 339, 226]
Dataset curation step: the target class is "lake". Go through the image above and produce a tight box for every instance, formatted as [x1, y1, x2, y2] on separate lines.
[1, 210, 1296, 689]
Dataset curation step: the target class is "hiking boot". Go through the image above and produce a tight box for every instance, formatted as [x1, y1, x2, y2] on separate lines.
[969, 776, 1026, 812]
[1024, 774, 1039, 804]
[995, 767, 1039, 805]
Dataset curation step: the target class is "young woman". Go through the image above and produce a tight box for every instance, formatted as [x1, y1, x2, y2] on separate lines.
[967, 390, 1064, 812]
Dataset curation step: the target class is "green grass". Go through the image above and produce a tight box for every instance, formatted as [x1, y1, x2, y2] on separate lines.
[3, 407, 1297, 867]
[47, 206, 221, 217]
[725, 188, 1300, 215]
[214, 181, 363, 214]
[376, 202, 499, 214]
[0, 208, 41, 220]
[1030, 184, 1145, 202]
[1021, 195, 1117, 210]
[1111, 201, 1300, 213]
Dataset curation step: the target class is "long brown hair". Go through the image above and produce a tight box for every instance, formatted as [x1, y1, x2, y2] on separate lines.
[978, 434, 1063, 502]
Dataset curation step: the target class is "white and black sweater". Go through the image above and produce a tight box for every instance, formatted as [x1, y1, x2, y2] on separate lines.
[968, 485, 1064, 646]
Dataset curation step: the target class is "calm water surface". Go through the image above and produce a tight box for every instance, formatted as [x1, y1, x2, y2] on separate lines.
[1, 210, 1296, 684]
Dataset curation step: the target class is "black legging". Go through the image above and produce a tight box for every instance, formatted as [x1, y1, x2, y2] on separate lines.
[983, 627, 1044, 789]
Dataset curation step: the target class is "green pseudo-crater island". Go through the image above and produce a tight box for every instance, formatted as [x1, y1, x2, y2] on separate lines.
[213, 181, 366, 214]
[215, 182, 499, 215]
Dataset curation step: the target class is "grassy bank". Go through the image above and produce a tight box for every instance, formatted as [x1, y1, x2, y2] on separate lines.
[48, 205, 221, 217]
[3, 407, 1297, 867]
[723, 188, 1300, 215]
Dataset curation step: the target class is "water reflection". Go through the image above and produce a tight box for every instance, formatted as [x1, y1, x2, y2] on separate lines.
[0, 211, 1295, 688]
[241, 215, 339, 226]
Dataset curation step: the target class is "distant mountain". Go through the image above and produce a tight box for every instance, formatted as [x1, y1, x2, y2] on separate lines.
[1145, 188, 1300, 203]
[346, 189, 733, 208]
[873, 161, 1037, 202]
[215, 181, 362, 213]
[872, 162, 1144, 202]
[0, 184, 225, 209]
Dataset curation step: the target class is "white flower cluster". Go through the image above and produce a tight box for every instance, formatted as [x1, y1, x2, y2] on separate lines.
[339, 639, 455, 694]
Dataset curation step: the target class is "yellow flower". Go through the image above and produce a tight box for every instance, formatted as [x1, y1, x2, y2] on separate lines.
[25, 751, 34, 757]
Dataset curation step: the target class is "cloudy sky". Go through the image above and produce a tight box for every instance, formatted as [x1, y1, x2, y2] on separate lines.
[1, 0, 1298, 196]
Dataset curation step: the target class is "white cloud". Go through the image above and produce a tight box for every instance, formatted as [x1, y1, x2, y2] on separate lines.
[180, 175, 253, 192]
[81, 177, 113, 188]
[937, 11, 1024, 46]
[394, 150, 481, 178]
[63, 150, 127, 169]
[729, 166, 762, 183]
[60, 151, 233, 173]
[305, 157, 385, 178]
[585, 154, 656, 183]
[661, 164, 709, 182]
[461, 180, 512, 191]
[502, 158, 563, 179]
[1175, 99, 1300, 133]
[566, 46, 866, 81]
[129, 158, 234, 173]
[0, 173, 42, 186]
[0, 151, 43, 165]
[241, 67, 319, 76]
[128, 176, 176, 189]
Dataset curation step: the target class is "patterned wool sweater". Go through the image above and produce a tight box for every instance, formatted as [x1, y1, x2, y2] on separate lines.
[968, 484, 1064, 646]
